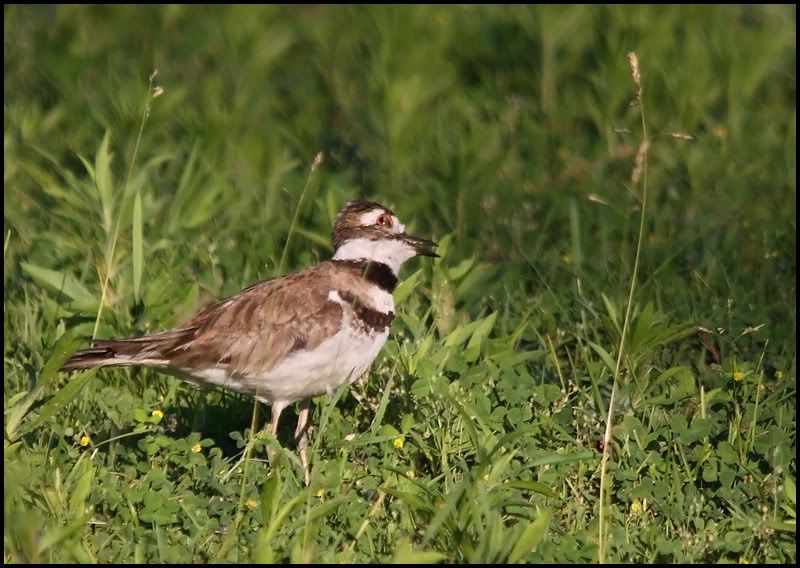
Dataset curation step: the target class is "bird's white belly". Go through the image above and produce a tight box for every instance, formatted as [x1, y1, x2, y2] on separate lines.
[253, 324, 390, 402]
[182, 324, 390, 404]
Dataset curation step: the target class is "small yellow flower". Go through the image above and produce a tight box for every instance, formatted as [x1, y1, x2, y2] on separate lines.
[562, 254, 573, 265]
[482, 474, 490, 482]
[246, 498, 258, 509]
[757, 383, 765, 393]
[775, 370, 784, 380]
[393, 437, 405, 449]
[630, 500, 643, 515]
[732, 371, 745, 382]
[152, 409, 164, 421]
[316, 489, 325, 498]
[191, 442, 202, 453]
[406, 470, 416, 479]
[79, 435, 91, 447]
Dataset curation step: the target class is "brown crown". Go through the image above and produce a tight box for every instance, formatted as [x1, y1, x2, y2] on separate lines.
[331, 200, 396, 250]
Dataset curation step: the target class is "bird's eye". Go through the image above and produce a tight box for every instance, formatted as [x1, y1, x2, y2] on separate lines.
[376, 214, 392, 227]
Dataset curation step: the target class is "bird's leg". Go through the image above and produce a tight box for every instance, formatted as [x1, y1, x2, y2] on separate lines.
[266, 400, 286, 467]
[269, 401, 285, 435]
[294, 399, 311, 485]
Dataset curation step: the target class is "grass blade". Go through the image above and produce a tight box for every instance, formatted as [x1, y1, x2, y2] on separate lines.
[21, 262, 97, 311]
[5, 330, 85, 440]
[20, 371, 95, 437]
[508, 509, 551, 563]
[132, 190, 143, 301]
[587, 340, 617, 375]
[392, 539, 446, 564]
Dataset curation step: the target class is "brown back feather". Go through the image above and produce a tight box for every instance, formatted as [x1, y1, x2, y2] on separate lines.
[61, 260, 391, 380]
[163, 265, 345, 375]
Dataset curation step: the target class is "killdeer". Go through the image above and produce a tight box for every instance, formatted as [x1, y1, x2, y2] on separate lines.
[60, 200, 438, 484]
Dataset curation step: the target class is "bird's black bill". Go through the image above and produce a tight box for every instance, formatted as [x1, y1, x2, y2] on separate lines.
[404, 234, 439, 257]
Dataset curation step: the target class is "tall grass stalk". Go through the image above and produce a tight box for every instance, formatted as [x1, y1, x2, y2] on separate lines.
[278, 152, 324, 275]
[224, 151, 326, 554]
[90, 70, 160, 340]
[221, 385, 265, 554]
[597, 52, 649, 563]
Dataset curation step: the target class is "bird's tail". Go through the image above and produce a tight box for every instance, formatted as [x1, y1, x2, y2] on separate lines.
[60, 342, 126, 371]
[60, 330, 190, 372]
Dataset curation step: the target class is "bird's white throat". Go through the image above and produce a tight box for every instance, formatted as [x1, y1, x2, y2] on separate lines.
[332, 238, 415, 274]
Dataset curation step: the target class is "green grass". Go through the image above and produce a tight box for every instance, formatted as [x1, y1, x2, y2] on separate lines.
[4, 4, 796, 563]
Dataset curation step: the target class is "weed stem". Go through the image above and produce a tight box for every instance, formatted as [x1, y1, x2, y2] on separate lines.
[90, 71, 158, 340]
[598, 52, 649, 564]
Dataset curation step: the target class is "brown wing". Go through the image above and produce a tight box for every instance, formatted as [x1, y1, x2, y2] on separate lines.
[162, 265, 344, 375]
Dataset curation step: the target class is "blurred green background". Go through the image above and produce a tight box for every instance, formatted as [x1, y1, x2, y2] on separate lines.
[4, 5, 796, 563]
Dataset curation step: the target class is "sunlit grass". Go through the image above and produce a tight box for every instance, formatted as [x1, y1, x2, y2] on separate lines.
[4, 4, 796, 564]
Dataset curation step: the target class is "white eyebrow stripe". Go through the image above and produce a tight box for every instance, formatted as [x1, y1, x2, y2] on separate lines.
[358, 210, 405, 234]
[392, 216, 405, 234]
[358, 210, 384, 226]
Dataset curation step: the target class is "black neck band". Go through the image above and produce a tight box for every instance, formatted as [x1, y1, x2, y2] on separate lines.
[334, 260, 398, 292]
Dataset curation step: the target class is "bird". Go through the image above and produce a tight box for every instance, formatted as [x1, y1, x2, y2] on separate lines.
[60, 199, 438, 484]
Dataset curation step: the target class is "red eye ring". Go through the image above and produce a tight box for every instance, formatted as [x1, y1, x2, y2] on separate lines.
[376, 214, 392, 227]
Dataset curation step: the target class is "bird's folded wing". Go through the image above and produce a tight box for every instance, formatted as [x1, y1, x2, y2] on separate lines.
[162, 268, 344, 375]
